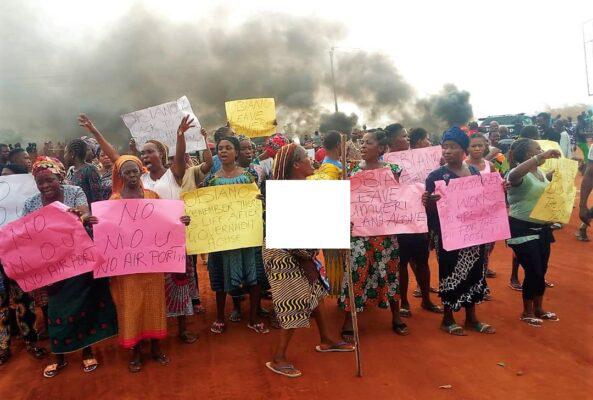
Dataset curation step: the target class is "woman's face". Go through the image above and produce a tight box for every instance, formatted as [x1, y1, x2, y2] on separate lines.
[414, 136, 431, 149]
[99, 151, 113, 169]
[526, 142, 543, 161]
[141, 143, 162, 170]
[292, 147, 315, 178]
[238, 140, 254, 166]
[14, 151, 32, 171]
[218, 140, 237, 165]
[441, 140, 465, 164]
[85, 148, 95, 163]
[121, 161, 141, 188]
[468, 137, 487, 160]
[35, 171, 61, 199]
[390, 130, 410, 152]
[360, 132, 384, 162]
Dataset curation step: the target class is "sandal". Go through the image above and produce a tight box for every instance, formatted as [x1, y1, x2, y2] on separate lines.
[151, 353, 170, 365]
[315, 341, 355, 353]
[400, 308, 412, 318]
[27, 345, 48, 359]
[422, 304, 444, 314]
[43, 361, 68, 378]
[0, 349, 12, 365]
[341, 329, 354, 343]
[210, 321, 226, 334]
[429, 287, 440, 294]
[229, 310, 242, 323]
[179, 331, 198, 344]
[128, 359, 143, 373]
[247, 322, 270, 334]
[508, 282, 522, 291]
[265, 361, 302, 378]
[412, 288, 422, 298]
[536, 311, 559, 322]
[520, 316, 543, 327]
[440, 323, 466, 336]
[82, 357, 99, 373]
[466, 321, 496, 334]
[575, 230, 590, 242]
[392, 322, 410, 336]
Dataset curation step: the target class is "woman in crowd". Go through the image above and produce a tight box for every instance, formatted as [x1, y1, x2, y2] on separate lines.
[97, 150, 113, 200]
[307, 131, 345, 296]
[78, 114, 198, 344]
[339, 129, 408, 338]
[424, 127, 495, 336]
[467, 133, 498, 282]
[1, 148, 31, 175]
[383, 124, 442, 318]
[506, 139, 561, 326]
[263, 143, 354, 378]
[205, 136, 268, 335]
[23, 156, 117, 377]
[108, 155, 189, 371]
[64, 139, 102, 205]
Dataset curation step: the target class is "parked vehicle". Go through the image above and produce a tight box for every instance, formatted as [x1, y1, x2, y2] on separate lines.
[478, 114, 533, 136]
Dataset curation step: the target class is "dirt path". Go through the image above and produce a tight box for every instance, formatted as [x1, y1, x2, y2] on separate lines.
[1, 199, 592, 399]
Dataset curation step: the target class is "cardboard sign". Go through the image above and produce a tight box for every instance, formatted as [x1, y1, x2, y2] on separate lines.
[92, 199, 186, 278]
[0, 202, 98, 291]
[350, 167, 427, 236]
[0, 174, 39, 227]
[435, 173, 510, 251]
[536, 140, 563, 173]
[183, 183, 263, 254]
[266, 180, 350, 249]
[383, 146, 442, 185]
[225, 98, 276, 138]
[122, 95, 206, 156]
[530, 158, 578, 224]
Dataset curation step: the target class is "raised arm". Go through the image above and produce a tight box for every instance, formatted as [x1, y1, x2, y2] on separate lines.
[78, 114, 120, 163]
[199, 128, 214, 174]
[171, 115, 194, 184]
[507, 149, 560, 186]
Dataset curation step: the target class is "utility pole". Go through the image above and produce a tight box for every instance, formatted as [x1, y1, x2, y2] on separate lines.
[329, 47, 339, 112]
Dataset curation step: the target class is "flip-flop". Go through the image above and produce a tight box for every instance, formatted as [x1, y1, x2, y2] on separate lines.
[537, 312, 559, 322]
[575, 231, 590, 242]
[412, 288, 422, 298]
[229, 310, 242, 323]
[422, 304, 444, 314]
[466, 321, 496, 334]
[151, 353, 170, 365]
[27, 346, 48, 359]
[210, 321, 226, 334]
[315, 341, 355, 353]
[265, 361, 302, 378]
[43, 361, 68, 378]
[440, 323, 466, 336]
[400, 308, 412, 318]
[128, 360, 143, 373]
[247, 322, 270, 334]
[520, 316, 542, 327]
[508, 282, 523, 291]
[392, 322, 410, 336]
[179, 331, 198, 344]
[82, 357, 99, 373]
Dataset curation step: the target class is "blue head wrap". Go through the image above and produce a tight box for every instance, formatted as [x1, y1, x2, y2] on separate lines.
[441, 126, 469, 151]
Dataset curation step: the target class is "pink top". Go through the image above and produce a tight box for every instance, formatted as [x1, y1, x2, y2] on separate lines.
[479, 161, 491, 174]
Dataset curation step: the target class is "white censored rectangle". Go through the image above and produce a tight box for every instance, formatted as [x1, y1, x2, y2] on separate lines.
[266, 180, 350, 249]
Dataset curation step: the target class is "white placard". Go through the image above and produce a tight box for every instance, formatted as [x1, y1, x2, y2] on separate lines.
[306, 148, 315, 159]
[0, 174, 39, 227]
[266, 180, 350, 249]
[121, 96, 206, 156]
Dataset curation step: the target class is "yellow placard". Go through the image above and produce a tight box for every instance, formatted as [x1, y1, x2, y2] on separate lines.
[225, 98, 276, 138]
[536, 140, 563, 173]
[530, 158, 578, 224]
[182, 183, 263, 254]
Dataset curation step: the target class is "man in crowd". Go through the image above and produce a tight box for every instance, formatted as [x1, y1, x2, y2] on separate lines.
[537, 112, 560, 143]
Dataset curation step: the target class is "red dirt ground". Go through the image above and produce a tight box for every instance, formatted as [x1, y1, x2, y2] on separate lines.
[1, 189, 592, 400]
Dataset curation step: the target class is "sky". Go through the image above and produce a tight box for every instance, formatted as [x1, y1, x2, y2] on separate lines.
[2, 0, 593, 122]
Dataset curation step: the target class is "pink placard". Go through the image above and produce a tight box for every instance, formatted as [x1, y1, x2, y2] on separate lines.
[435, 172, 510, 251]
[92, 199, 186, 278]
[383, 146, 442, 185]
[350, 167, 428, 237]
[0, 202, 98, 292]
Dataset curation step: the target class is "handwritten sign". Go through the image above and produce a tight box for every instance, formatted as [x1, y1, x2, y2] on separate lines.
[0, 202, 98, 291]
[435, 173, 510, 251]
[350, 167, 427, 236]
[122, 95, 206, 156]
[0, 174, 39, 227]
[183, 183, 263, 254]
[530, 158, 578, 224]
[536, 140, 563, 173]
[225, 98, 276, 138]
[383, 146, 442, 185]
[266, 180, 350, 249]
[92, 199, 186, 278]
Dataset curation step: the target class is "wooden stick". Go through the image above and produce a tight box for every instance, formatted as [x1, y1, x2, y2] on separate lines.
[340, 134, 362, 377]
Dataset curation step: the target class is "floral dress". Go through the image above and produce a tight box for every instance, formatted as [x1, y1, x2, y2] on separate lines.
[65, 163, 102, 205]
[338, 162, 401, 312]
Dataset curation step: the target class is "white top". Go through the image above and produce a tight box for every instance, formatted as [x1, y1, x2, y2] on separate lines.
[588, 143, 593, 162]
[141, 168, 181, 200]
[559, 131, 572, 159]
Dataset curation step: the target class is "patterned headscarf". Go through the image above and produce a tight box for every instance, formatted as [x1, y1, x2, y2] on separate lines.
[31, 156, 66, 181]
[145, 139, 169, 167]
[272, 143, 298, 180]
[111, 155, 146, 195]
[441, 126, 470, 151]
[263, 133, 290, 159]
[81, 136, 100, 157]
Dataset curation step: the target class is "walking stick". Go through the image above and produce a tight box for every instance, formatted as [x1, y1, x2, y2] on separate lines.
[340, 134, 362, 377]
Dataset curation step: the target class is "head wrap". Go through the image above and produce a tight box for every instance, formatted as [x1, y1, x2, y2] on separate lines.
[441, 126, 470, 151]
[81, 136, 100, 157]
[112, 155, 146, 195]
[272, 143, 298, 180]
[145, 139, 169, 167]
[264, 133, 290, 159]
[31, 156, 66, 181]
